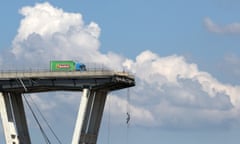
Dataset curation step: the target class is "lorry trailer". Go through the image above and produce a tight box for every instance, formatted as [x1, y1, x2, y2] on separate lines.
[50, 60, 86, 71]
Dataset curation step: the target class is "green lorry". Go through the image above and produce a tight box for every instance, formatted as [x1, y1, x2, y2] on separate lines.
[50, 60, 86, 71]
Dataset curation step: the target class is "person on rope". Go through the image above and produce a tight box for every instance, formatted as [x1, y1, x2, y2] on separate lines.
[126, 112, 130, 124]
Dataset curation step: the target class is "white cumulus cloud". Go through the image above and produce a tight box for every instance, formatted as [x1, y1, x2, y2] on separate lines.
[9, 2, 118, 69]
[123, 50, 240, 128]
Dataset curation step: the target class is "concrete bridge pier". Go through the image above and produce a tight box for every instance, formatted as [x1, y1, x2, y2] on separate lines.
[72, 89, 108, 144]
[0, 92, 31, 144]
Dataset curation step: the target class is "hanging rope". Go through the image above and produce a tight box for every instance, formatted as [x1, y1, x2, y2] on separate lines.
[126, 88, 131, 144]
[126, 88, 131, 126]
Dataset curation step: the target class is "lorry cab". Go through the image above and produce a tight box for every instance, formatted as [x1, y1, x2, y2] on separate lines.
[75, 63, 87, 71]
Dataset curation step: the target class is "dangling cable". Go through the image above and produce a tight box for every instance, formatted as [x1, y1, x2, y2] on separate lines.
[18, 78, 51, 144]
[23, 94, 51, 144]
[18, 78, 62, 144]
[28, 95, 63, 144]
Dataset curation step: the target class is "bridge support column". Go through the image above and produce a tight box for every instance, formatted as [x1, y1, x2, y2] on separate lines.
[0, 92, 31, 144]
[71, 89, 108, 144]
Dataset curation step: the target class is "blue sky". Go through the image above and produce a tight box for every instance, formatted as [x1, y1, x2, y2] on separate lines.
[1, 1, 240, 144]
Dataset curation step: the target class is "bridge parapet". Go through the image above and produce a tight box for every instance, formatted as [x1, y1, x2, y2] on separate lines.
[0, 70, 135, 93]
